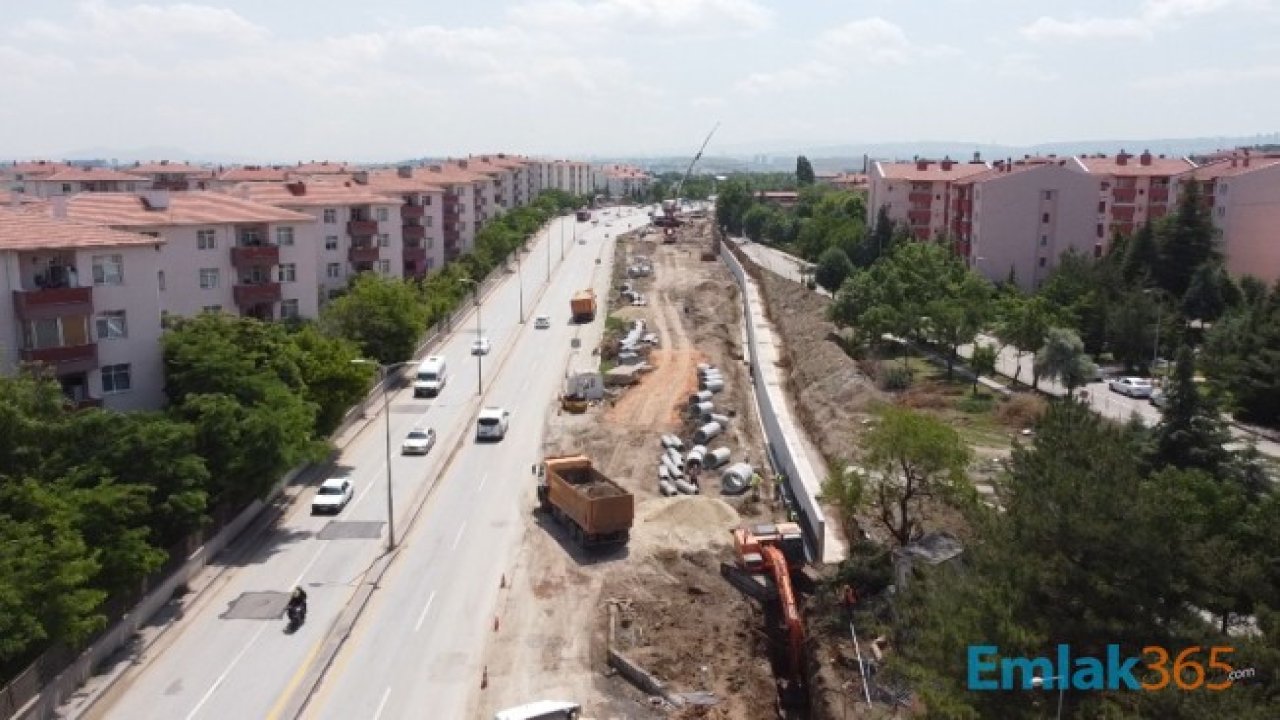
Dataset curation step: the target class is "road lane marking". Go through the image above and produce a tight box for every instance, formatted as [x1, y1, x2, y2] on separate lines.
[476, 473, 489, 493]
[372, 686, 392, 720]
[414, 590, 437, 632]
[451, 522, 466, 550]
[293, 545, 326, 587]
[184, 623, 268, 720]
[262, 632, 328, 720]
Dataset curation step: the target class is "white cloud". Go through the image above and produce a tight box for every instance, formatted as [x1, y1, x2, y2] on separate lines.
[735, 60, 838, 93]
[509, 0, 773, 35]
[992, 53, 1057, 82]
[1021, 0, 1265, 41]
[1138, 62, 1280, 90]
[817, 17, 956, 65]
[12, 0, 270, 46]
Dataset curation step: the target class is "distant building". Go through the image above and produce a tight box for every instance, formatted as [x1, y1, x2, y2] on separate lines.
[867, 157, 992, 239]
[1073, 149, 1195, 243]
[125, 161, 214, 191]
[1172, 151, 1280, 284]
[754, 190, 799, 208]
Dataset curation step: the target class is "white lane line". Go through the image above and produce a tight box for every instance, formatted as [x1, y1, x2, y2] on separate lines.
[451, 522, 467, 550]
[372, 686, 392, 720]
[352, 464, 384, 508]
[476, 473, 489, 493]
[184, 623, 268, 720]
[292, 544, 327, 587]
[414, 590, 437, 632]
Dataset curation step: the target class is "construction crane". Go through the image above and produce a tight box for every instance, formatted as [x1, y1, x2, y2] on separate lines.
[654, 122, 719, 232]
[725, 522, 807, 689]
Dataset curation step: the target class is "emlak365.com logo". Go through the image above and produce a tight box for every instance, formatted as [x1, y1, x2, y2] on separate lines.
[968, 645, 1256, 691]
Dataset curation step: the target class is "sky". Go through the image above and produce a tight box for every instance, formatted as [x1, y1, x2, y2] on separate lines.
[1, 0, 1277, 162]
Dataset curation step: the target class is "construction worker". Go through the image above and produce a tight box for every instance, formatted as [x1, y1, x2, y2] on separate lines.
[750, 473, 762, 501]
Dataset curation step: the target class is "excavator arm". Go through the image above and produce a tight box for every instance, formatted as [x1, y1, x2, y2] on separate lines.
[763, 545, 804, 684]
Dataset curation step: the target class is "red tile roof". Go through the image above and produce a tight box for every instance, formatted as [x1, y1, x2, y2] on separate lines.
[294, 161, 350, 174]
[5, 161, 72, 177]
[230, 182, 399, 208]
[43, 167, 147, 183]
[1076, 153, 1195, 177]
[363, 172, 446, 194]
[218, 167, 293, 182]
[1185, 157, 1280, 180]
[876, 160, 992, 182]
[418, 165, 489, 184]
[66, 191, 312, 227]
[128, 161, 210, 174]
[0, 206, 161, 251]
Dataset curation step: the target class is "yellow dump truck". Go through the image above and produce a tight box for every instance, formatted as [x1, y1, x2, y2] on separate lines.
[570, 289, 597, 323]
[535, 455, 633, 548]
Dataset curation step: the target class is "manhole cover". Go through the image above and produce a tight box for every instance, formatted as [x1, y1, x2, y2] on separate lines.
[317, 521, 384, 540]
[223, 591, 289, 620]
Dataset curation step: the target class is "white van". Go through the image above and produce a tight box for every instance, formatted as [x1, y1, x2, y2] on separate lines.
[492, 701, 581, 720]
[413, 355, 447, 397]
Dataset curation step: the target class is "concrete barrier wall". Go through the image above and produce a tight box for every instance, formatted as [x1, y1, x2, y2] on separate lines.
[719, 243, 828, 562]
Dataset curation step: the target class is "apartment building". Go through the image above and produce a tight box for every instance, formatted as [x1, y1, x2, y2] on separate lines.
[450, 158, 515, 215]
[598, 164, 652, 198]
[0, 207, 166, 411]
[362, 170, 447, 278]
[65, 191, 315, 321]
[210, 166, 294, 189]
[417, 164, 489, 261]
[532, 159, 594, 197]
[952, 161, 1103, 290]
[818, 172, 869, 192]
[3, 161, 72, 193]
[230, 181, 404, 305]
[867, 157, 992, 239]
[1172, 153, 1280, 284]
[24, 167, 147, 198]
[1075, 150, 1196, 243]
[125, 161, 214, 191]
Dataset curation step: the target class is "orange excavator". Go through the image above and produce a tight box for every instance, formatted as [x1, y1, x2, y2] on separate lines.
[726, 523, 807, 688]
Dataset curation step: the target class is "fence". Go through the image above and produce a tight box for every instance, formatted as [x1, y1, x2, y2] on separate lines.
[718, 237, 829, 563]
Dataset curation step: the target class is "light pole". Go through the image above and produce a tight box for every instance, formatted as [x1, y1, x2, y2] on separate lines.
[1144, 288, 1163, 379]
[1031, 675, 1065, 720]
[547, 219, 552, 281]
[516, 247, 524, 324]
[350, 358, 415, 551]
[460, 278, 483, 395]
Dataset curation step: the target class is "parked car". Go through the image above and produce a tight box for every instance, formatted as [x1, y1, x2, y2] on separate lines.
[312, 477, 354, 515]
[1109, 376, 1154, 398]
[471, 337, 491, 355]
[534, 315, 551, 329]
[1149, 389, 1168, 408]
[401, 427, 437, 455]
[476, 407, 510, 441]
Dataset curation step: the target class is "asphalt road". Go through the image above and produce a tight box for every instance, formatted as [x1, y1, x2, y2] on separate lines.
[93, 208, 648, 720]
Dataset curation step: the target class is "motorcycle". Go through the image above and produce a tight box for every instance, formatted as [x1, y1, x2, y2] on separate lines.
[286, 600, 307, 631]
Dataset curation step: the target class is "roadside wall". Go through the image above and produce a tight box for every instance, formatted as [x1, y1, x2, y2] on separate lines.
[719, 240, 828, 562]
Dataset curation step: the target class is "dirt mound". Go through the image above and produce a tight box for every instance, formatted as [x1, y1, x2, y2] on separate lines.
[632, 496, 742, 553]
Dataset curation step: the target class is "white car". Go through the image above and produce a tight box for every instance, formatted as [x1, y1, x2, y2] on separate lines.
[534, 315, 551, 329]
[311, 477, 353, 515]
[476, 407, 510, 441]
[401, 427, 437, 455]
[1109, 376, 1154, 398]
[471, 337, 491, 355]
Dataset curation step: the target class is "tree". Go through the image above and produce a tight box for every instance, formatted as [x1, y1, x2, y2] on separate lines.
[1121, 221, 1159, 285]
[741, 204, 772, 243]
[1153, 345, 1233, 475]
[1155, 179, 1219, 298]
[290, 324, 376, 436]
[761, 211, 795, 244]
[795, 155, 815, 186]
[820, 464, 865, 550]
[714, 179, 753, 235]
[321, 273, 429, 364]
[865, 205, 896, 267]
[860, 408, 972, 547]
[813, 246, 854, 294]
[1034, 327, 1096, 398]
[927, 273, 992, 379]
[969, 342, 998, 394]
[994, 295, 1059, 389]
[1106, 289, 1160, 371]
[1182, 262, 1228, 324]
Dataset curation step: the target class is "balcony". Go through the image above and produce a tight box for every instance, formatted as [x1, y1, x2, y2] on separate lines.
[232, 282, 282, 306]
[349, 245, 381, 263]
[230, 244, 279, 268]
[403, 224, 426, 241]
[1112, 187, 1137, 204]
[401, 204, 425, 220]
[908, 209, 931, 225]
[908, 192, 932, 204]
[21, 343, 98, 375]
[13, 286, 93, 320]
[152, 180, 190, 191]
[403, 245, 427, 264]
[443, 222, 460, 236]
[348, 219, 379, 237]
[1149, 188, 1170, 204]
[1112, 205, 1136, 222]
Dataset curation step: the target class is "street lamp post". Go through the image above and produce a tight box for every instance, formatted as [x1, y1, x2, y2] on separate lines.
[516, 248, 524, 324]
[1031, 675, 1065, 720]
[460, 278, 483, 396]
[350, 358, 415, 551]
[1144, 288, 1163, 378]
[547, 220, 552, 281]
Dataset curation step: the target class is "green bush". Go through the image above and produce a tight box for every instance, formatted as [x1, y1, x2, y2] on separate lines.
[880, 365, 913, 391]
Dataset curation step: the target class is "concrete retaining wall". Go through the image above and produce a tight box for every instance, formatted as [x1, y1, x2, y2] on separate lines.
[719, 242, 828, 563]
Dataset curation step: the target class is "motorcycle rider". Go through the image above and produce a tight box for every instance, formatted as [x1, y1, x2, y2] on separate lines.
[288, 586, 307, 620]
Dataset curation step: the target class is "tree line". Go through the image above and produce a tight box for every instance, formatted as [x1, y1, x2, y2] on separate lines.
[0, 190, 583, 680]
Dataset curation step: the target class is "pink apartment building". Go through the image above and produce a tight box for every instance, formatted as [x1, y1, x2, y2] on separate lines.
[125, 161, 214, 191]
[0, 206, 167, 410]
[210, 166, 294, 189]
[26, 166, 147, 198]
[417, 164, 488, 261]
[65, 191, 315, 321]
[362, 170, 447, 278]
[230, 181, 405, 304]
[1074, 150, 1196, 243]
[1172, 152, 1280, 284]
[952, 161, 1103, 290]
[599, 164, 652, 197]
[3, 161, 72, 193]
[868, 157, 993, 240]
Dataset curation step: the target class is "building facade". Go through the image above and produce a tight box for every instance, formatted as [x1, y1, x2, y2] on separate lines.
[868, 158, 992, 240]
[1172, 153, 1280, 284]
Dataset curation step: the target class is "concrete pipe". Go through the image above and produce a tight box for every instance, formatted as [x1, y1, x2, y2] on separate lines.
[694, 421, 723, 445]
[688, 390, 714, 405]
[721, 462, 755, 495]
[709, 413, 731, 427]
[661, 453, 684, 478]
[674, 479, 700, 495]
[701, 378, 725, 393]
[659, 480, 678, 497]
[708, 447, 732, 469]
[693, 401, 714, 417]
[685, 445, 707, 471]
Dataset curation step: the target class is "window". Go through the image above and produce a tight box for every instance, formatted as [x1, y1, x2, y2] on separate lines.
[92, 254, 124, 286]
[1044, 191, 1053, 200]
[197, 229, 217, 250]
[378, 259, 391, 274]
[199, 268, 220, 289]
[280, 299, 299, 318]
[1040, 236, 1048, 246]
[327, 288, 342, 300]
[1041, 212, 1050, 223]
[1217, 207, 1226, 218]
[95, 310, 127, 340]
[1096, 224, 1105, 238]
[376, 207, 389, 222]
[279, 263, 297, 282]
[1098, 201, 1106, 213]
[378, 233, 390, 247]
[426, 238, 434, 249]
[1220, 184, 1229, 194]
[62, 183, 72, 193]
[276, 226, 295, 246]
[158, 270, 166, 291]
[202, 305, 222, 314]
[423, 195, 432, 205]
[323, 208, 338, 223]
[426, 216, 433, 227]
[326, 263, 341, 279]
[325, 235, 339, 250]
[1038, 257, 1047, 268]
[101, 364, 132, 394]
[1094, 244, 1104, 259]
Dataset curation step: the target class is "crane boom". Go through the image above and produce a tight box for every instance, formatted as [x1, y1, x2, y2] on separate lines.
[672, 121, 720, 201]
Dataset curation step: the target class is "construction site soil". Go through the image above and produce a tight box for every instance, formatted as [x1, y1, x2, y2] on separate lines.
[478, 217, 789, 719]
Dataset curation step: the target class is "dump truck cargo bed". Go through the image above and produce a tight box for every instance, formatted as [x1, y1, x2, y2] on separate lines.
[538, 455, 633, 548]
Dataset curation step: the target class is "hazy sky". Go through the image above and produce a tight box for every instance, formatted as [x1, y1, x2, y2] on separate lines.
[1, 0, 1277, 161]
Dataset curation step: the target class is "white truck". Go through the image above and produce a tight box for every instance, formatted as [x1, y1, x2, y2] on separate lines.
[413, 355, 447, 397]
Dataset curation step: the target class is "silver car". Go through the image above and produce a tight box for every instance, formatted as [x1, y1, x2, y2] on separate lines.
[1108, 376, 1154, 398]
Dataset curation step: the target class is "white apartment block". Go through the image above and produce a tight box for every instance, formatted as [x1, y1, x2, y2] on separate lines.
[1, 207, 166, 410]
[25, 167, 148, 198]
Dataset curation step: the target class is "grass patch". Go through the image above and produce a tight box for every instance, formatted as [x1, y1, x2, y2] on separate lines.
[954, 392, 996, 415]
[604, 314, 627, 334]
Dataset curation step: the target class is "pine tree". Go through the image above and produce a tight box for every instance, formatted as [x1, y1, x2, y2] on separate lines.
[1153, 345, 1232, 474]
[1122, 221, 1159, 285]
[1156, 180, 1219, 298]
[795, 155, 815, 186]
